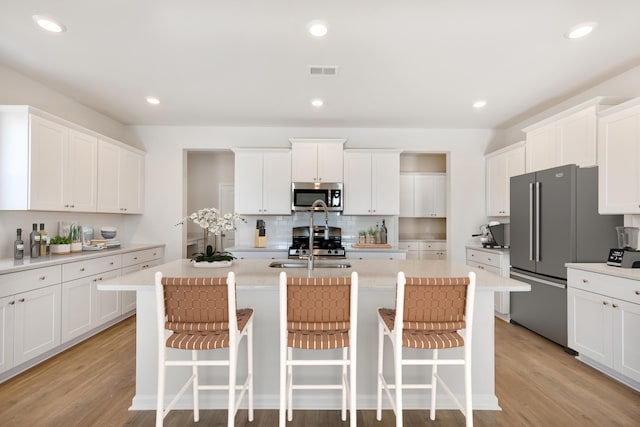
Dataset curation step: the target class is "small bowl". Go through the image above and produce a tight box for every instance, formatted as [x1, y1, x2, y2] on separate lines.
[101, 227, 117, 239]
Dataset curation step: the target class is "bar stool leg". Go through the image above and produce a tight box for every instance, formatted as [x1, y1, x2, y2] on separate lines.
[430, 348, 438, 421]
[394, 342, 403, 427]
[192, 350, 200, 422]
[376, 320, 384, 421]
[287, 347, 293, 422]
[156, 350, 165, 427]
[248, 322, 254, 422]
[228, 345, 236, 427]
[342, 347, 347, 421]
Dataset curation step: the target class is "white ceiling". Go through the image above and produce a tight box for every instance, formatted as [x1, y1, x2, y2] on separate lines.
[1, 0, 639, 129]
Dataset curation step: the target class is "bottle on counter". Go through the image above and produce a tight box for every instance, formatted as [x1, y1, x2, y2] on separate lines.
[39, 223, 47, 257]
[14, 228, 24, 260]
[30, 223, 40, 258]
[380, 220, 388, 244]
[375, 223, 381, 244]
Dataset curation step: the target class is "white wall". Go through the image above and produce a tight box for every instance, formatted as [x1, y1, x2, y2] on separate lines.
[490, 63, 640, 152]
[0, 63, 146, 259]
[128, 126, 494, 263]
[0, 63, 132, 145]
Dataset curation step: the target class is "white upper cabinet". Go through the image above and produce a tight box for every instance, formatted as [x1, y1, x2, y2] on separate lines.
[485, 142, 525, 217]
[597, 98, 640, 214]
[0, 111, 98, 212]
[234, 149, 291, 215]
[400, 173, 446, 218]
[0, 106, 143, 214]
[66, 129, 98, 211]
[290, 138, 345, 183]
[97, 139, 145, 214]
[344, 150, 400, 215]
[524, 97, 617, 173]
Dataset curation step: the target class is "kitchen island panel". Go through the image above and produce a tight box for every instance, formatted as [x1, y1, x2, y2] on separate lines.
[100, 258, 528, 411]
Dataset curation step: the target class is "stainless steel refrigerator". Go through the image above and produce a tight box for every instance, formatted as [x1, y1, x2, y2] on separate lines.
[509, 164, 622, 348]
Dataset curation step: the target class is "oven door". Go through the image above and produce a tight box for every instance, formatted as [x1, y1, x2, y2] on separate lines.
[291, 182, 343, 212]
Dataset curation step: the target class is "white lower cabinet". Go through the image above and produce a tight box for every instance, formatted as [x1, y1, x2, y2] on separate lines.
[0, 245, 164, 381]
[0, 296, 14, 374]
[121, 247, 165, 314]
[568, 268, 640, 388]
[399, 240, 446, 260]
[466, 246, 510, 317]
[13, 285, 61, 366]
[346, 250, 406, 260]
[61, 255, 122, 343]
[0, 265, 62, 375]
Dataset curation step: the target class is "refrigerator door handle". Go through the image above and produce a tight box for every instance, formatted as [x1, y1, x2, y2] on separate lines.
[535, 181, 541, 262]
[529, 182, 534, 261]
[511, 271, 566, 289]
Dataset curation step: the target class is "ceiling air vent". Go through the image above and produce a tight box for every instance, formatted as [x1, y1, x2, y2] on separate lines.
[308, 65, 339, 76]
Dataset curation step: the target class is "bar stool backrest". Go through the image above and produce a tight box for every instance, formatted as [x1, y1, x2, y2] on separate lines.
[400, 276, 470, 332]
[286, 276, 352, 332]
[161, 276, 232, 333]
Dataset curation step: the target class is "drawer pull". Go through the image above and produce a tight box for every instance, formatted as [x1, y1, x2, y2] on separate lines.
[636, 291, 640, 295]
[80, 268, 85, 272]
[487, 257, 492, 261]
[18, 298, 25, 303]
[8, 300, 15, 305]
[602, 301, 608, 305]
[612, 304, 618, 308]
[133, 257, 138, 260]
[40, 276, 46, 280]
[582, 279, 588, 283]
[110, 262, 114, 265]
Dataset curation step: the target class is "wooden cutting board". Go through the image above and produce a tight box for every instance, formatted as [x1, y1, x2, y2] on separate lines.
[351, 243, 392, 248]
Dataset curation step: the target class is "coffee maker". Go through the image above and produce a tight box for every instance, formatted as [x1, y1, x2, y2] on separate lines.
[606, 226, 640, 268]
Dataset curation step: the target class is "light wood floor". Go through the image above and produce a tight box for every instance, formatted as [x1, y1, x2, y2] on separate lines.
[0, 316, 638, 426]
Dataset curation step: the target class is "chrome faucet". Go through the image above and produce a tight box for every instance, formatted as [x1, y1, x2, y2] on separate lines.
[302, 199, 329, 270]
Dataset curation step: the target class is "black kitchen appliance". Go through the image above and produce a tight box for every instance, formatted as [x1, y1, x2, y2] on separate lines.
[509, 165, 623, 348]
[291, 182, 343, 212]
[607, 226, 640, 267]
[288, 226, 346, 258]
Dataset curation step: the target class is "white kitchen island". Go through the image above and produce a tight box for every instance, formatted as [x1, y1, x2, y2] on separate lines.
[99, 258, 529, 412]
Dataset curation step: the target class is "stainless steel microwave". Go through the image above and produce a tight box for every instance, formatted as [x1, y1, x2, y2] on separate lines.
[291, 182, 343, 212]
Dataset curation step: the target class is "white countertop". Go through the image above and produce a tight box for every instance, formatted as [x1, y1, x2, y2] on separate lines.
[466, 245, 510, 254]
[566, 262, 640, 282]
[99, 258, 530, 292]
[0, 243, 165, 275]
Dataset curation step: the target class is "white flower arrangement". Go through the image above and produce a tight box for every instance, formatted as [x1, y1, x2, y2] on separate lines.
[177, 208, 245, 261]
[180, 207, 243, 236]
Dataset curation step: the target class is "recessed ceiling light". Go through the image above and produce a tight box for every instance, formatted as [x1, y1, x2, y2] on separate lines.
[565, 22, 597, 39]
[145, 96, 160, 105]
[308, 22, 328, 37]
[32, 15, 66, 33]
[473, 100, 487, 109]
[311, 99, 324, 107]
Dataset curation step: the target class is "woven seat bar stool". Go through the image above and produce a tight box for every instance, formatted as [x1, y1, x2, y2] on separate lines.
[154, 271, 254, 427]
[279, 271, 359, 427]
[376, 271, 476, 427]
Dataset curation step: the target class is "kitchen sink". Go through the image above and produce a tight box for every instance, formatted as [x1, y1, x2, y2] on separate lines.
[269, 261, 351, 269]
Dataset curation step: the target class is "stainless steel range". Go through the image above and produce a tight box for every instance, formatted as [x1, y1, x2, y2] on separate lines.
[288, 226, 346, 259]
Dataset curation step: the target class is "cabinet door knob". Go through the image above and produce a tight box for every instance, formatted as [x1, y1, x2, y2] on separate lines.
[39, 276, 46, 280]
[612, 304, 618, 308]
[8, 300, 15, 305]
[18, 298, 25, 303]
[636, 291, 640, 295]
[602, 301, 609, 305]
[80, 268, 85, 272]
[582, 279, 588, 283]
